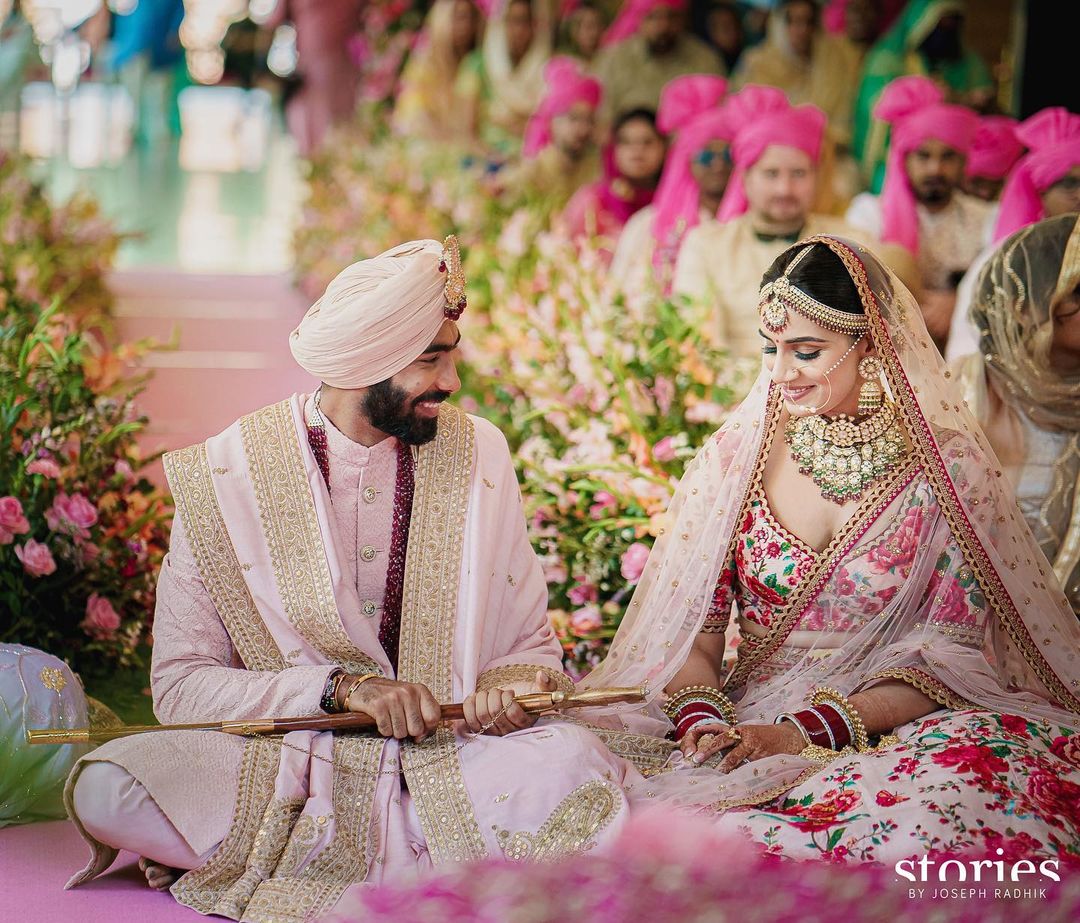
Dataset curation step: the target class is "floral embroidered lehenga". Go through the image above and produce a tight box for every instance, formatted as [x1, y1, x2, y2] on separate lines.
[579, 235, 1080, 867]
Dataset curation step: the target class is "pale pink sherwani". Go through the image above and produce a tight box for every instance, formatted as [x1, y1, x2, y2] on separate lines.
[66, 396, 637, 921]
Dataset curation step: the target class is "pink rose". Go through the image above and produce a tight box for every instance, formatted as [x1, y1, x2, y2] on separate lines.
[567, 580, 598, 606]
[620, 542, 651, 583]
[81, 593, 121, 640]
[27, 457, 62, 479]
[569, 605, 603, 634]
[45, 492, 98, 540]
[14, 539, 57, 578]
[999, 713, 1030, 738]
[866, 507, 923, 575]
[652, 436, 677, 462]
[589, 491, 617, 520]
[0, 496, 31, 545]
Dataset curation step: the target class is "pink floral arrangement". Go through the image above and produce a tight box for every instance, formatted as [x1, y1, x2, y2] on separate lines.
[337, 810, 1080, 923]
[0, 156, 171, 679]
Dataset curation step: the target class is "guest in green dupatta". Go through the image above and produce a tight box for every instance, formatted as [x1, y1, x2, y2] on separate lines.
[852, 0, 992, 192]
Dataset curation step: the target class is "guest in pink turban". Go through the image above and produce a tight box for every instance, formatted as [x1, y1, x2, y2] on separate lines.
[672, 85, 874, 358]
[715, 86, 827, 222]
[993, 107, 1080, 243]
[962, 115, 1023, 202]
[496, 56, 603, 207]
[844, 75, 990, 345]
[610, 74, 729, 290]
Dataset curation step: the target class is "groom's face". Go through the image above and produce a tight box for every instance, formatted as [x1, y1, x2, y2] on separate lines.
[363, 320, 462, 446]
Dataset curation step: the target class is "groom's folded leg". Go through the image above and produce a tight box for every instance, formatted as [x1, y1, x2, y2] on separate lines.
[72, 761, 211, 870]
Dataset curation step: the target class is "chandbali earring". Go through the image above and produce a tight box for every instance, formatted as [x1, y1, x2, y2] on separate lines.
[857, 356, 884, 414]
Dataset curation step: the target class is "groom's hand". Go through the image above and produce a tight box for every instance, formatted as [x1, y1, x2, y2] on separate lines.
[462, 670, 560, 736]
[341, 677, 442, 741]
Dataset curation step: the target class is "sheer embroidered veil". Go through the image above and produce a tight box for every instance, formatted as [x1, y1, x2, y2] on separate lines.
[581, 236, 1080, 754]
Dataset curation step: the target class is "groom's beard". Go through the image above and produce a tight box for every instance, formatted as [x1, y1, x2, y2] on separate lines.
[362, 380, 451, 446]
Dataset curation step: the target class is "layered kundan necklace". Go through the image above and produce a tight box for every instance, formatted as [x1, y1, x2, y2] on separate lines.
[784, 402, 907, 504]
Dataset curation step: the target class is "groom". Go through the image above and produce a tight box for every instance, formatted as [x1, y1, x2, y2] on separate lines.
[64, 238, 635, 921]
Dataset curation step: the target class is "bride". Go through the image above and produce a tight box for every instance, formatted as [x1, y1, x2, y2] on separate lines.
[580, 235, 1080, 863]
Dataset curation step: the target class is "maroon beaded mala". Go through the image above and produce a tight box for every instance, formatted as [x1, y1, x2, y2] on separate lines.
[308, 390, 414, 670]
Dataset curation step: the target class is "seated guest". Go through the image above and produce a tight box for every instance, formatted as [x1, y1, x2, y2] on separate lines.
[392, 0, 485, 144]
[673, 86, 875, 357]
[559, 108, 667, 253]
[734, 0, 862, 148]
[953, 215, 1080, 616]
[822, 0, 891, 66]
[947, 107, 1080, 361]
[612, 75, 732, 291]
[495, 56, 602, 208]
[594, 0, 723, 122]
[845, 75, 988, 347]
[579, 235, 1080, 865]
[961, 115, 1023, 203]
[853, 0, 992, 191]
[479, 0, 554, 155]
[559, 0, 606, 66]
[703, 1, 744, 74]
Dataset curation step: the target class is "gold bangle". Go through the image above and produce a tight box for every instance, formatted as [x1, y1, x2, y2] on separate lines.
[810, 687, 870, 752]
[662, 685, 737, 726]
[342, 673, 380, 712]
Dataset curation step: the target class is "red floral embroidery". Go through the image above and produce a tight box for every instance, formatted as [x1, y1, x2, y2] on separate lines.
[875, 790, 909, 807]
[1050, 735, 1080, 768]
[931, 744, 1008, 779]
[866, 506, 923, 576]
[783, 789, 862, 833]
[999, 714, 1030, 738]
[978, 829, 1044, 861]
[1025, 770, 1080, 827]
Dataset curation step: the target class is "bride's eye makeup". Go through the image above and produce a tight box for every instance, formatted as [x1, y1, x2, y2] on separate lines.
[794, 350, 822, 361]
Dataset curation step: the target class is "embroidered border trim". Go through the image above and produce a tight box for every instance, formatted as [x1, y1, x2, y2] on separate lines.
[241, 736, 384, 921]
[723, 441, 919, 692]
[397, 404, 488, 864]
[495, 781, 622, 860]
[172, 737, 281, 915]
[164, 444, 285, 672]
[476, 664, 576, 695]
[240, 400, 382, 676]
[862, 667, 971, 710]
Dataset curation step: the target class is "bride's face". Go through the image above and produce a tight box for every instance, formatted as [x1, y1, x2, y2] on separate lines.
[759, 308, 872, 417]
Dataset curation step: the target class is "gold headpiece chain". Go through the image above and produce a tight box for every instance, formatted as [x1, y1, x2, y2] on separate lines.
[759, 245, 869, 337]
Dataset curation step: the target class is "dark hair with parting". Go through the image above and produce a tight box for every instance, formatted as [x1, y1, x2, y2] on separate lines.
[612, 107, 661, 137]
[761, 242, 864, 316]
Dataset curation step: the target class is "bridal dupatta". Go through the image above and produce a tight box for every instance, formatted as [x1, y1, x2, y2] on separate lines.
[580, 234, 1080, 810]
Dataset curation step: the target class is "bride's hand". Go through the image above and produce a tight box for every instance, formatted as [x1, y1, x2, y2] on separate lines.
[681, 721, 807, 772]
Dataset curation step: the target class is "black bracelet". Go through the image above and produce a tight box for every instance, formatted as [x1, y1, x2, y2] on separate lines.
[320, 668, 346, 713]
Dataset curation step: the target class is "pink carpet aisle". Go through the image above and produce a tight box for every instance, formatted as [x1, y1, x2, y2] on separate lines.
[108, 269, 318, 485]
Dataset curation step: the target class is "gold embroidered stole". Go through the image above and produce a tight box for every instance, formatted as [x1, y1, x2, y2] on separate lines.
[396, 402, 489, 864]
[163, 399, 487, 919]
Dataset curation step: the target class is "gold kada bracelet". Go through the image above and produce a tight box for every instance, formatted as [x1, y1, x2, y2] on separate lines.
[341, 672, 381, 712]
[662, 685, 738, 726]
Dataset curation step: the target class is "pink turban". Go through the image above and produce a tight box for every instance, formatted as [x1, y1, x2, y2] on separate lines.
[966, 116, 1023, 181]
[290, 239, 457, 388]
[602, 0, 687, 47]
[993, 107, 1080, 242]
[657, 74, 727, 135]
[874, 75, 979, 254]
[651, 107, 734, 266]
[715, 86, 825, 222]
[522, 56, 602, 158]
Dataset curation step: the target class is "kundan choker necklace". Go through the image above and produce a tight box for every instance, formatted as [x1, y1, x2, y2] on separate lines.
[784, 402, 908, 504]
